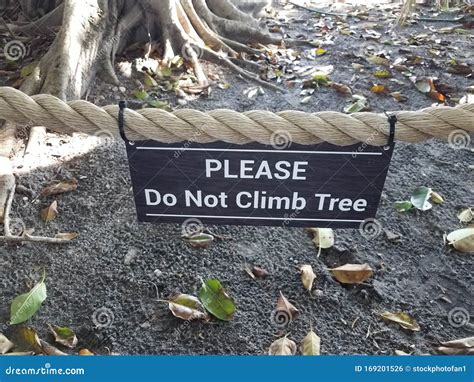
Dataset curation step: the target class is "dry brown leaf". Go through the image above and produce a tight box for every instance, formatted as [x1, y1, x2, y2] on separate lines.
[330, 82, 352, 95]
[268, 336, 297, 355]
[276, 291, 299, 321]
[381, 311, 420, 331]
[41, 179, 78, 197]
[0, 333, 14, 354]
[440, 336, 474, 349]
[394, 350, 411, 355]
[40, 339, 68, 356]
[370, 84, 388, 94]
[300, 265, 316, 291]
[79, 348, 95, 355]
[300, 329, 321, 355]
[168, 294, 208, 321]
[55, 232, 79, 241]
[330, 263, 373, 284]
[457, 208, 473, 224]
[41, 201, 58, 222]
[252, 266, 268, 279]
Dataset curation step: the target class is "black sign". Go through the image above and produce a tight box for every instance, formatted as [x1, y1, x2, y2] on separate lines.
[123, 138, 394, 228]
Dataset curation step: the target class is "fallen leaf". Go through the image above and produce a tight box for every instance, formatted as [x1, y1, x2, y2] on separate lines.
[20, 63, 36, 78]
[415, 79, 432, 93]
[330, 82, 352, 95]
[394, 350, 411, 355]
[446, 228, 474, 253]
[182, 233, 214, 249]
[10, 273, 47, 325]
[430, 191, 444, 204]
[394, 200, 413, 212]
[41, 179, 78, 197]
[381, 311, 420, 331]
[79, 348, 95, 355]
[132, 89, 148, 100]
[331, 264, 373, 284]
[300, 329, 321, 355]
[344, 95, 368, 113]
[370, 84, 387, 94]
[0, 333, 14, 354]
[198, 279, 235, 321]
[315, 48, 327, 56]
[390, 92, 407, 102]
[13, 327, 42, 354]
[308, 228, 335, 256]
[41, 200, 58, 222]
[312, 71, 330, 85]
[276, 291, 299, 321]
[252, 266, 268, 279]
[367, 55, 390, 66]
[143, 72, 158, 87]
[40, 339, 68, 356]
[373, 69, 392, 78]
[411, 186, 433, 211]
[168, 294, 208, 321]
[300, 265, 316, 291]
[438, 336, 474, 354]
[457, 208, 473, 224]
[268, 336, 297, 355]
[447, 63, 472, 75]
[49, 325, 78, 348]
[54, 232, 79, 241]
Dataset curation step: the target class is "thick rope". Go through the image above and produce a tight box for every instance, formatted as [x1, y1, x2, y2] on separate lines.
[0, 86, 472, 146]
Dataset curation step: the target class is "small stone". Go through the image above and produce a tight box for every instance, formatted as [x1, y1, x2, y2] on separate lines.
[153, 269, 163, 277]
[177, 99, 187, 106]
[140, 321, 151, 329]
[124, 248, 139, 265]
[313, 289, 324, 297]
[112, 86, 119, 92]
[119, 86, 126, 93]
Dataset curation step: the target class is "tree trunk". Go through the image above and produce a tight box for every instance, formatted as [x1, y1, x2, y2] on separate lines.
[0, 0, 290, 221]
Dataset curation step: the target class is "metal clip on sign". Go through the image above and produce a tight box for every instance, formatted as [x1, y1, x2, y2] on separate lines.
[118, 101, 134, 146]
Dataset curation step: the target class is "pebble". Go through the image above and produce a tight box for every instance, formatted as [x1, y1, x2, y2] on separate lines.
[153, 269, 163, 277]
[124, 248, 139, 265]
[119, 86, 126, 94]
[177, 99, 187, 106]
[112, 86, 119, 92]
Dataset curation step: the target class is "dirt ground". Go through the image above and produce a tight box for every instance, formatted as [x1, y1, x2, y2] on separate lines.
[0, 3, 473, 355]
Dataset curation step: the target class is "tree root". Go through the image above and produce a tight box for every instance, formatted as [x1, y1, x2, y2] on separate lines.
[0, 187, 72, 244]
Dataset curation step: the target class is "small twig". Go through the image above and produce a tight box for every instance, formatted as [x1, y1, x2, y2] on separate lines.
[288, 1, 346, 17]
[0, 188, 73, 245]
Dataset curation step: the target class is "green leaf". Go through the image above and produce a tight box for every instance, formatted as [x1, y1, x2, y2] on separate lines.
[146, 99, 170, 110]
[132, 89, 148, 100]
[410, 186, 433, 211]
[10, 274, 47, 325]
[198, 279, 235, 321]
[143, 72, 158, 88]
[394, 200, 413, 212]
[49, 325, 78, 348]
[20, 63, 37, 78]
[312, 71, 329, 85]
